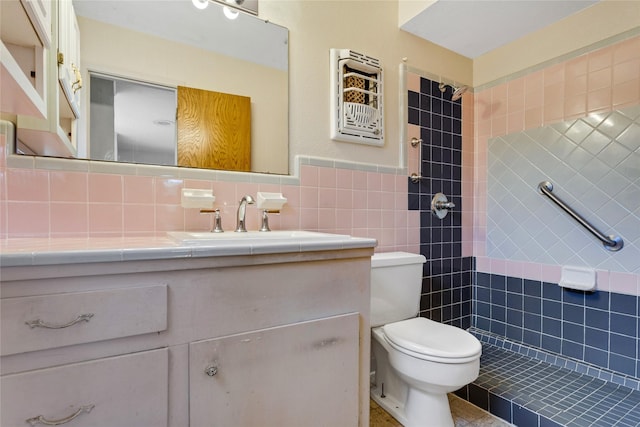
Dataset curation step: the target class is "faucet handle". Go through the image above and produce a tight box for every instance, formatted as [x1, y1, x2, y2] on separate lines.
[200, 208, 224, 233]
[212, 209, 224, 233]
[259, 210, 271, 232]
[259, 210, 281, 232]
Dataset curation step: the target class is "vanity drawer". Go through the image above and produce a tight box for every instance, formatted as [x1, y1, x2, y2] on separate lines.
[1, 347, 168, 427]
[1, 285, 167, 356]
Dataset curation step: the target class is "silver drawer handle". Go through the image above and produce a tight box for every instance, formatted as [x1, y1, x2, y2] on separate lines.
[25, 313, 94, 329]
[26, 404, 95, 426]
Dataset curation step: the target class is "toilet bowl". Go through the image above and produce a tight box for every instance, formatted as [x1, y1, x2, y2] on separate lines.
[370, 252, 482, 427]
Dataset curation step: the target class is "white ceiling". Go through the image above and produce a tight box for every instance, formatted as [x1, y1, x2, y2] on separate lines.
[401, 0, 601, 59]
[73, 0, 288, 71]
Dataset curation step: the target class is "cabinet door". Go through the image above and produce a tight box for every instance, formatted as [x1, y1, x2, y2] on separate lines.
[57, 0, 81, 118]
[21, 0, 52, 48]
[177, 86, 251, 171]
[1, 348, 168, 427]
[190, 313, 360, 427]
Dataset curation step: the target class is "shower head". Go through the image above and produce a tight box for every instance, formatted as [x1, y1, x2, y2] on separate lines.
[438, 82, 469, 101]
[451, 85, 468, 101]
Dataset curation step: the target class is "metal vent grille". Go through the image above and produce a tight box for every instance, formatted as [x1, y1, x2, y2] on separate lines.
[330, 49, 383, 146]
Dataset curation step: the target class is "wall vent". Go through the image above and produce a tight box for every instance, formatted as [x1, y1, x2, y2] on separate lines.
[330, 49, 383, 146]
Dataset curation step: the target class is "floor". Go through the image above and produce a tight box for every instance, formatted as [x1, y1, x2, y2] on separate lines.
[370, 394, 512, 427]
[473, 344, 640, 426]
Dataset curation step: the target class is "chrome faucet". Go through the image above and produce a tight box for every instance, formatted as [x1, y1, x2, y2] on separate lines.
[235, 195, 255, 232]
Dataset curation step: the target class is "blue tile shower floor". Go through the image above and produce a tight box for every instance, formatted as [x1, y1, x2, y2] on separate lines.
[463, 345, 640, 426]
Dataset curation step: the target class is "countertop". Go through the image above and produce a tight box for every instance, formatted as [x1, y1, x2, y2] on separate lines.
[0, 233, 377, 268]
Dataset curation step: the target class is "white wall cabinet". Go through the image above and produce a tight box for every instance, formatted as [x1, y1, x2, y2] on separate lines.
[0, 249, 372, 427]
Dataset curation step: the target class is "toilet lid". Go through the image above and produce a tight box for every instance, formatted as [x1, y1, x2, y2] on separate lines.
[383, 317, 482, 361]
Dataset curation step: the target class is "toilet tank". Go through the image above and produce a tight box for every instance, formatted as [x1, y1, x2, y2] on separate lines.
[370, 252, 426, 327]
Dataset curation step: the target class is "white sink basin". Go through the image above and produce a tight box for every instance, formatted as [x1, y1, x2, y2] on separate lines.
[168, 230, 350, 245]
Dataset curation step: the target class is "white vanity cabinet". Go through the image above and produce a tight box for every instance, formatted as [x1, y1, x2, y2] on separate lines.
[0, 282, 169, 427]
[1, 285, 168, 356]
[0, 246, 373, 427]
[190, 313, 360, 427]
[1, 349, 169, 427]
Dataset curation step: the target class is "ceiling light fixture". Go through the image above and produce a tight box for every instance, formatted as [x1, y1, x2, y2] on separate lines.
[192, 0, 209, 10]
[223, 5, 239, 19]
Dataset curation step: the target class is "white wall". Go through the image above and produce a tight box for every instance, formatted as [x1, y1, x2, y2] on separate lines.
[473, 0, 640, 87]
[78, 17, 288, 174]
[260, 0, 473, 172]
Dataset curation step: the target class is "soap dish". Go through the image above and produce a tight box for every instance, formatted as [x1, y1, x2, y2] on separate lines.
[181, 188, 215, 209]
[559, 265, 596, 292]
[256, 192, 287, 211]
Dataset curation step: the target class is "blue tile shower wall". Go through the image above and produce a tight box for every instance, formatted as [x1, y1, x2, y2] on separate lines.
[474, 272, 640, 380]
[408, 76, 472, 329]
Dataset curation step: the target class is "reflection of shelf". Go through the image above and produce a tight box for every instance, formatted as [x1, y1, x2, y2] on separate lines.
[0, 41, 46, 118]
[0, 0, 49, 119]
[16, 117, 76, 158]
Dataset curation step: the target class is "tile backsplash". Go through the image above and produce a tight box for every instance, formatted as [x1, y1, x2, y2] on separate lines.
[0, 123, 420, 254]
[487, 104, 640, 274]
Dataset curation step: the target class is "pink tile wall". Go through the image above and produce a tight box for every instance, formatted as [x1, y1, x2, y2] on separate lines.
[473, 35, 640, 292]
[0, 136, 419, 253]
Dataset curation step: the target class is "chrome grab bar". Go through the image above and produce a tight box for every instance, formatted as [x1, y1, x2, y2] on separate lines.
[538, 181, 623, 252]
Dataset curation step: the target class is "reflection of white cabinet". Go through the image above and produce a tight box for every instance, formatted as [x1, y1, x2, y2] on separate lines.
[0, 0, 50, 119]
[0, 0, 81, 157]
[57, 0, 81, 117]
[22, 0, 53, 49]
[190, 314, 359, 427]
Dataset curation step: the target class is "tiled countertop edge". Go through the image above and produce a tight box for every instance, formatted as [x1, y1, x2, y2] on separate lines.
[0, 235, 377, 267]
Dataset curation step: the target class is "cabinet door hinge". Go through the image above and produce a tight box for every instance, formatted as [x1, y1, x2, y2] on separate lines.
[57, 51, 64, 65]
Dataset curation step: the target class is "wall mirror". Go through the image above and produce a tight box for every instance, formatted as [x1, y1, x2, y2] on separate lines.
[23, 0, 289, 175]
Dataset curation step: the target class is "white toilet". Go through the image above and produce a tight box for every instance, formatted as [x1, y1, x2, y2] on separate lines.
[370, 252, 482, 427]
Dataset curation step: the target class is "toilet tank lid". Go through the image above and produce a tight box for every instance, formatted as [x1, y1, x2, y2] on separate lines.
[371, 252, 426, 268]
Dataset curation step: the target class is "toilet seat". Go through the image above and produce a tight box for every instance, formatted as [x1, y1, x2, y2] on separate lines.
[383, 317, 481, 364]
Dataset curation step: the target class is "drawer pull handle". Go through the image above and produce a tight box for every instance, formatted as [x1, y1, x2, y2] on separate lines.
[25, 313, 94, 329]
[26, 404, 95, 426]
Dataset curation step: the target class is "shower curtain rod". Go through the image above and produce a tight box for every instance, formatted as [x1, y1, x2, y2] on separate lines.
[537, 181, 624, 252]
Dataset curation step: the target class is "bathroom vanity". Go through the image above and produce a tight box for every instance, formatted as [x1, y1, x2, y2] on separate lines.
[0, 235, 375, 426]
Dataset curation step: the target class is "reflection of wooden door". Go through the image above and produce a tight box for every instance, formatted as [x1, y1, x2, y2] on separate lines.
[177, 86, 251, 171]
